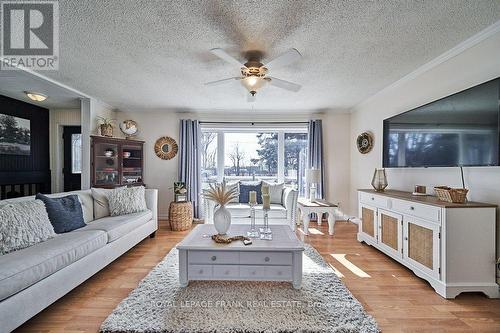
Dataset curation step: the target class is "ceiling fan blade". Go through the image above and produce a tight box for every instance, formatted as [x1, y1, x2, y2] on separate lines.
[204, 77, 240, 86]
[268, 76, 301, 92]
[265, 48, 302, 70]
[247, 93, 256, 103]
[210, 48, 244, 67]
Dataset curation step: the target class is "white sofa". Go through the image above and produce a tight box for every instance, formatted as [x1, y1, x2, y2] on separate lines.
[204, 187, 298, 229]
[0, 188, 158, 333]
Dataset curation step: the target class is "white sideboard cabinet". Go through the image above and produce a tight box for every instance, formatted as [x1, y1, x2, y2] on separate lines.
[358, 189, 499, 299]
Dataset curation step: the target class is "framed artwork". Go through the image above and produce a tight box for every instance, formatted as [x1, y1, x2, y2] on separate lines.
[0, 114, 30, 155]
[174, 182, 187, 202]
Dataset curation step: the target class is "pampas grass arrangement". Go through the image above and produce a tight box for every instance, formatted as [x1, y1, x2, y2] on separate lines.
[203, 183, 238, 206]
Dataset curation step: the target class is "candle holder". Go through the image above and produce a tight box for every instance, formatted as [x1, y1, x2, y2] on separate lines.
[247, 203, 259, 238]
[259, 208, 273, 240]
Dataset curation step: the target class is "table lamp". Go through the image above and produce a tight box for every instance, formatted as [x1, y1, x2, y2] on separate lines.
[306, 168, 320, 201]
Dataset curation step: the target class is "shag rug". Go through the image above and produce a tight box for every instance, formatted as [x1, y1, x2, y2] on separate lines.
[100, 245, 379, 333]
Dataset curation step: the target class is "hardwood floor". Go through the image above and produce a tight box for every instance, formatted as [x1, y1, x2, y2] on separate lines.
[15, 220, 500, 333]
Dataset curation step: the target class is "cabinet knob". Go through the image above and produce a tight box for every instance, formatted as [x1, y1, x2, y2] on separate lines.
[211, 256, 217, 261]
[225, 270, 230, 275]
[264, 257, 270, 262]
[277, 271, 282, 276]
[198, 269, 203, 274]
[405, 237, 408, 241]
[251, 271, 256, 275]
[410, 206, 415, 210]
[371, 197, 374, 200]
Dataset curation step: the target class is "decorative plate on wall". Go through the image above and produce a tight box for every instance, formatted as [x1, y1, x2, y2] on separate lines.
[154, 136, 178, 160]
[356, 132, 373, 154]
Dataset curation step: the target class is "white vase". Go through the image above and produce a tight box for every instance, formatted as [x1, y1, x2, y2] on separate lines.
[213, 205, 231, 235]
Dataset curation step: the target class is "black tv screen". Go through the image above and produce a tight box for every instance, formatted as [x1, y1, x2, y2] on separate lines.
[383, 77, 500, 168]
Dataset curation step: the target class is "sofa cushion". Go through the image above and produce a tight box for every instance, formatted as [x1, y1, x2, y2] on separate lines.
[75, 210, 152, 243]
[0, 190, 94, 224]
[0, 230, 107, 301]
[36, 193, 86, 233]
[263, 182, 284, 204]
[108, 186, 147, 216]
[0, 200, 56, 255]
[239, 181, 262, 204]
[226, 203, 286, 219]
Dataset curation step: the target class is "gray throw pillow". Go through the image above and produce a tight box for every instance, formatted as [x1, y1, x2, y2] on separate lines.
[0, 200, 56, 255]
[263, 181, 285, 204]
[91, 187, 125, 219]
[108, 186, 147, 216]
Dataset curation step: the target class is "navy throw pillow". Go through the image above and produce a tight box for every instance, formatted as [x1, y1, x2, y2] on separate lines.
[239, 181, 262, 204]
[36, 193, 86, 233]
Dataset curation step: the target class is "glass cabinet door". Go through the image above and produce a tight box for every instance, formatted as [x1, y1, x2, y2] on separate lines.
[93, 142, 119, 186]
[121, 144, 143, 185]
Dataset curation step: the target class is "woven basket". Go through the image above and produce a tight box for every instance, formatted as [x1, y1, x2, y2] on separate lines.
[434, 186, 468, 204]
[169, 201, 193, 231]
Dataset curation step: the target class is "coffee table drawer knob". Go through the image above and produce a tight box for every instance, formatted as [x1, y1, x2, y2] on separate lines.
[264, 257, 270, 262]
[211, 256, 217, 261]
[251, 271, 256, 275]
[225, 270, 230, 275]
[199, 269, 203, 274]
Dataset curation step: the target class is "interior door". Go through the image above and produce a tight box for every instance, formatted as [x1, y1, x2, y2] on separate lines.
[359, 203, 378, 243]
[63, 126, 82, 192]
[403, 216, 440, 280]
[377, 209, 403, 259]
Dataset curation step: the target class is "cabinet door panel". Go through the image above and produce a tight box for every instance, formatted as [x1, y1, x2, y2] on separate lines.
[378, 209, 402, 259]
[403, 217, 440, 279]
[359, 203, 377, 243]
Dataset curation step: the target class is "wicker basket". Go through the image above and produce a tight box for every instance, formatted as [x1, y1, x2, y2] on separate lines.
[169, 201, 193, 231]
[434, 186, 468, 204]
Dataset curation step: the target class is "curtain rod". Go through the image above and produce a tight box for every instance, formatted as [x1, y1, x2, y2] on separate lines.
[199, 121, 309, 125]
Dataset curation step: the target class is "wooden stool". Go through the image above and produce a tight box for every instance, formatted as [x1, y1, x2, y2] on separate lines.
[169, 201, 193, 231]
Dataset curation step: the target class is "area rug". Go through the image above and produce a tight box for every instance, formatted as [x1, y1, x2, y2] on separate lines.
[100, 244, 379, 333]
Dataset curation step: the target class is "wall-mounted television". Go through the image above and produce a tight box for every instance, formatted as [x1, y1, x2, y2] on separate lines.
[383, 77, 500, 168]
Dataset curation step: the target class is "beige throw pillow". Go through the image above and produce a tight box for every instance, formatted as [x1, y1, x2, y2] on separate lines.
[263, 181, 284, 205]
[0, 200, 56, 255]
[108, 186, 147, 216]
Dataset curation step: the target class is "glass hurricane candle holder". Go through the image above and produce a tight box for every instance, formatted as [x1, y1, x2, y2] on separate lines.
[246, 203, 259, 238]
[371, 168, 388, 192]
[259, 208, 273, 240]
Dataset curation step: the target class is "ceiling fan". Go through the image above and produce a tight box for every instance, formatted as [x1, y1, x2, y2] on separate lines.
[205, 48, 302, 102]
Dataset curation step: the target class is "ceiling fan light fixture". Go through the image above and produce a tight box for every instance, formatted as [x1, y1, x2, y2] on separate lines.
[25, 91, 47, 102]
[241, 76, 266, 93]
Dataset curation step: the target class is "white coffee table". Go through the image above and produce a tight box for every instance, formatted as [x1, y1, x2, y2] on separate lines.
[176, 224, 304, 289]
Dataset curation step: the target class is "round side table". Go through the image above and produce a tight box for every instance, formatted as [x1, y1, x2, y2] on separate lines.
[169, 201, 193, 231]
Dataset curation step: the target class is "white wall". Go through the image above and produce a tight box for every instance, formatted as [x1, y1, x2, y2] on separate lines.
[49, 108, 81, 193]
[322, 113, 351, 212]
[112, 110, 352, 219]
[349, 29, 500, 274]
[81, 98, 116, 189]
[114, 111, 180, 219]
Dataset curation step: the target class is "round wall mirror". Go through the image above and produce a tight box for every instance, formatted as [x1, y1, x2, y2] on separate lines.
[154, 136, 178, 160]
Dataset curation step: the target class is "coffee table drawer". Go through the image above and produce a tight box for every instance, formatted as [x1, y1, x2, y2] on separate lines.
[213, 265, 239, 278]
[188, 251, 239, 264]
[188, 265, 213, 278]
[240, 252, 292, 265]
[240, 265, 265, 278]
[265, 266, 292, 279]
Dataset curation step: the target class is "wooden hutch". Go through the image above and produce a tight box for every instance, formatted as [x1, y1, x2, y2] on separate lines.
[91, 136, 144, 188]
